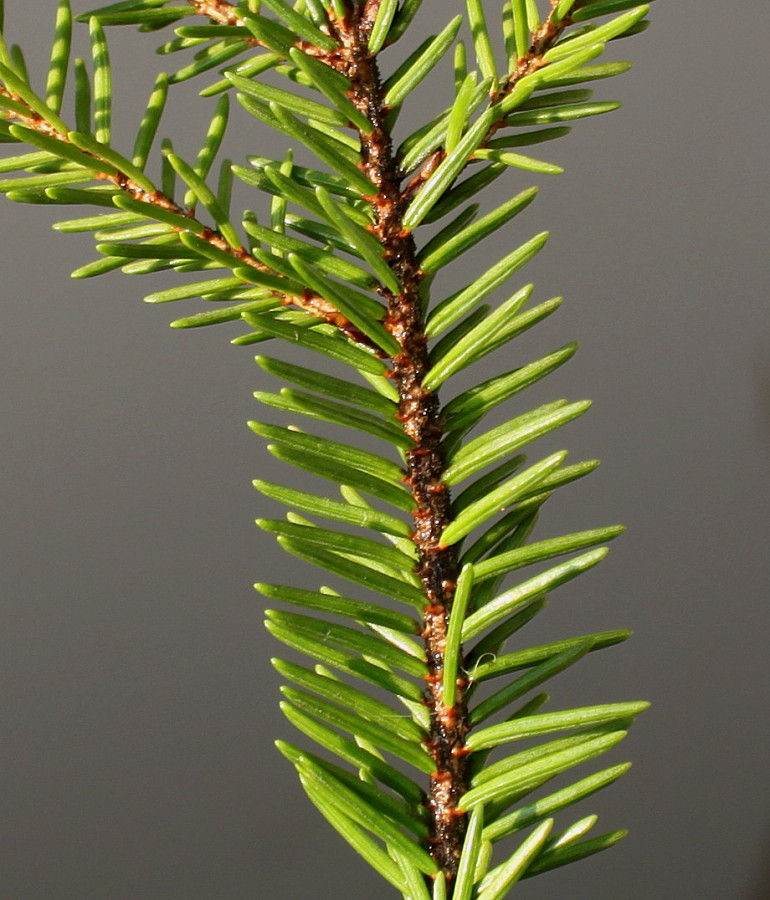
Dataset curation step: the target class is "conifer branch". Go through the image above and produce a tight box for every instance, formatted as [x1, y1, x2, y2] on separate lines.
[188, 0, 244, 27]
[0, 1, 653, 893]
[403, 5, 573, 199]
[0, 82, 377, 345]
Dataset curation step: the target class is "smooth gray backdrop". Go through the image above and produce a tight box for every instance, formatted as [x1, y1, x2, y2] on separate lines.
[2, 2, 769, 897]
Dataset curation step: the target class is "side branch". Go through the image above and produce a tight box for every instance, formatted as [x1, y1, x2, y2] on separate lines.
[0, 85, 376, 347]
[188, 0, 246, 28]
[184, 1, 332, 53]
[403, 8, 573, 200]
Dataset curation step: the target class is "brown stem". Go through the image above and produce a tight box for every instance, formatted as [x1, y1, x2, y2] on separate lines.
[323, 8, 471, 879]
[183, 0, 476, 872]
[188, 0, 248, 29]
[184, 0, 328, 54]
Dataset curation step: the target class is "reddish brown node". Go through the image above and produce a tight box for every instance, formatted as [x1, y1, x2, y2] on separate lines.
[430, 769, 452, 784]
[451, 746, 471, 759]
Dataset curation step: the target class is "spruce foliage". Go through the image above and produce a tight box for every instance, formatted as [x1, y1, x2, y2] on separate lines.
[0, 0, 652, 895]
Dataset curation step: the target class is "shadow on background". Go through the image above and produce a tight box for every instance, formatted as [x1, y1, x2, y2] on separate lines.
[743, 822, 770, 900]
[752, 354, 770, 448]
[745, 870, 770, 900]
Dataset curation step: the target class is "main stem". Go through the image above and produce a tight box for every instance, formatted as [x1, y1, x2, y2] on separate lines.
[329, 8, 470, 879]
[192, 0, 572, 877]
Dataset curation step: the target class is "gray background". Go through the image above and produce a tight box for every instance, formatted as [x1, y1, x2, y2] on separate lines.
[2, 1, 769, 897]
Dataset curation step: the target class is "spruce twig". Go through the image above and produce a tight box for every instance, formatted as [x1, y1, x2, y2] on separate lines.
[0, 0, 653, 893]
